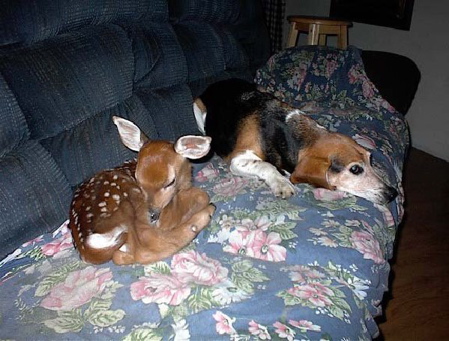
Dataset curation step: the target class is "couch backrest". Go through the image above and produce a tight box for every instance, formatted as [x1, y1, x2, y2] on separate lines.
[0, 0, 270, 259]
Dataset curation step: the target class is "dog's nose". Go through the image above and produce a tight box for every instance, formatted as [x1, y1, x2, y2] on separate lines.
[384, 186, 398, 203]
[148, 209, 160, 223]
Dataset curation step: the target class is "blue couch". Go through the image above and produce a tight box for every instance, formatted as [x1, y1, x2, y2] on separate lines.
[0, 0, 412, 339]
[0, 0, 270, 259]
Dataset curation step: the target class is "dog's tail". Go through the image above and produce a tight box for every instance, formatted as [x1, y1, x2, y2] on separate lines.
[193, 98, 207, 135]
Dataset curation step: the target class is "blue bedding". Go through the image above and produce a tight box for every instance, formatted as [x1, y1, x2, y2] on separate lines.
[0, 46, 409, 340]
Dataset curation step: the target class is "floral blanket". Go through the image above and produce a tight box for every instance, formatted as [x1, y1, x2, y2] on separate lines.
[0, 46, 409, 340]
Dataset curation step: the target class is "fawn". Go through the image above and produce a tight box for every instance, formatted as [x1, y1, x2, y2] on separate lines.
[69, 116, 215, 265]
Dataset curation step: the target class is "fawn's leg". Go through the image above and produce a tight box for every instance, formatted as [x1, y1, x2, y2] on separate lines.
[112, 198, 147, 265]
[134, 201, 215, 264]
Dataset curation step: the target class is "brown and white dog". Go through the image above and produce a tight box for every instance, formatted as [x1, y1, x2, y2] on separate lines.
[193, 78, 397, 205]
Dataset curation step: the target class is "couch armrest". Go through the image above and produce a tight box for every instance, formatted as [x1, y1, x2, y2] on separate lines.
[361, 50, 421, 115]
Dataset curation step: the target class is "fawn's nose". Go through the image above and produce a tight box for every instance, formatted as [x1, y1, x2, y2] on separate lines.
[148, 209, 160, 223]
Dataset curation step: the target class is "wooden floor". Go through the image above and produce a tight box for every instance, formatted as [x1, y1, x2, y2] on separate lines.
[376, 148, 449, 340]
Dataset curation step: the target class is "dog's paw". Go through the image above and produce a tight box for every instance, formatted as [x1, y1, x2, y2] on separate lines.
[270, 177, 296, 199]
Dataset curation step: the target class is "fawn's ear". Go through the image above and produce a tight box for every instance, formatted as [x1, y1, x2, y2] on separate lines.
[112, 116, 149, 152]
[174, 135, 212, 159]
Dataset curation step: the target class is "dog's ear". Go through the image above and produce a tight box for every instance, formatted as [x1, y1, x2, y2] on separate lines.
[290, 155, 336, 190]
[113, 116, 150, 152]
[174, 135, 212, 159]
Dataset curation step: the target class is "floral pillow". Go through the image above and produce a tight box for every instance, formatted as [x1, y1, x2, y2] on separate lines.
[255, 45, 396, 114]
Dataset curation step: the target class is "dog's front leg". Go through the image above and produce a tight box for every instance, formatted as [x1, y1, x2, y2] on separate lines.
[230, 150, 296, 199]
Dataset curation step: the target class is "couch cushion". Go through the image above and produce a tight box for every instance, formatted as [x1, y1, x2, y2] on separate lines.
[41, 84, 200, 188]
[131, 22, 188, 89]
[173, 23, 226, 83]
[0, 140, 71, 260]
[169, 0, 240, 24]
[0, 25, 134, 140]
[173, 23, 248, 83]
[0, 74, 29, 157]
[40, 95, 159, 187]
[169, 0, 269, 87]
[215, 26, 249, 70]
[0, 0, 168, 47]
[229, 0, 271, 73]
[135, 84, 200, 140]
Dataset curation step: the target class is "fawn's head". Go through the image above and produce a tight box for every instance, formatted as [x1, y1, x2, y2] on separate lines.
[113, 116, 211, 222]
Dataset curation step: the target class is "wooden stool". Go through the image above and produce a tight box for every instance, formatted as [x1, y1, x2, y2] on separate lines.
[287, 16, 352, 49]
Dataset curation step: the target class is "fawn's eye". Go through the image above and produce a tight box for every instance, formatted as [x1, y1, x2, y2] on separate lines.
[164, 178, 175, 189]
[350, 165, 364, 175]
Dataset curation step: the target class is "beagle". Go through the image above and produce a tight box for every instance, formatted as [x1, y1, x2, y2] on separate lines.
[194, 78, 398, 205]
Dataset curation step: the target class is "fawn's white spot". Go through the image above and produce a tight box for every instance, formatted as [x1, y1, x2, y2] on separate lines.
[85, 224, 127, 249]
[119, 243, 129, 252]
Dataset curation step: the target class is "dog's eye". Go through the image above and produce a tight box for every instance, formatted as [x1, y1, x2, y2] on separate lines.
[164, 178, 175, 188]
[350, 165, 364, 175]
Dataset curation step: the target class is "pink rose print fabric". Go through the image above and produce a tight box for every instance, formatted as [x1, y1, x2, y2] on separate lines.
[41, 267, 113, 310]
